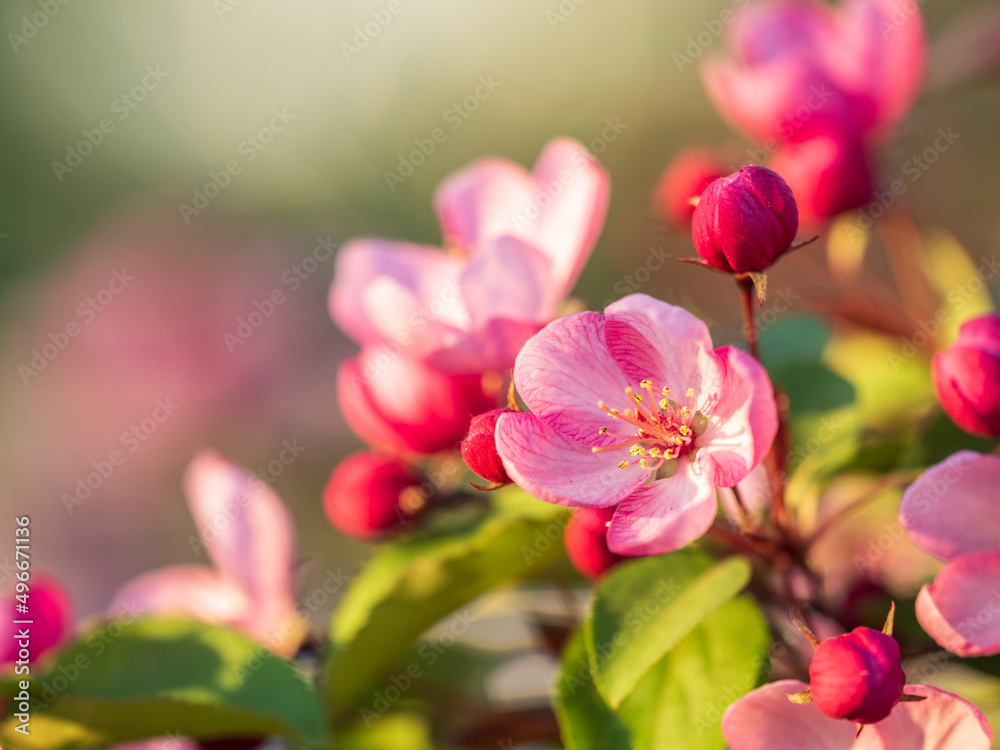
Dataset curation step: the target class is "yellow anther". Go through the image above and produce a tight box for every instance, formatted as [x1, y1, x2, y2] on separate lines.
[686, 388, 696, 399]
[629, 445, 645, 457]
[649, 447, 662, 458]
[609, 409, 619, 416]
[617, 460, 630, 469]
[639, 458, 649, 469]
[640, 379, 652, 389]
[680, 406, 691, 418]
[661, 387, 670, 396]
[659, 398, 669, 410]
[679, 425, 692, 436]
[599, 427, 608, 435]
[633, 393, 643, 402]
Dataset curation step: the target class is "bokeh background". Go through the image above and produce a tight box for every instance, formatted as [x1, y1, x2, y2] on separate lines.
[1, 0, 998, 624]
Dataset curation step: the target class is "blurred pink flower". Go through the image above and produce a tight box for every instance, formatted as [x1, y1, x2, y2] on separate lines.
[653, 148, 728, 230]
[900, 451, 1000, 656]
[702, 0, 926, 223]
[0, 574, 73, 666]
[330, 138, 610, 374]
[932, 315, 1000, 438]
[108, 451, 304, 656]
[563, 507, 625, 579]
[723, 680, 991, 749]
[337, 347, 498, 455]
[495, 293, 777, 556]
[323, 451, 423, 539]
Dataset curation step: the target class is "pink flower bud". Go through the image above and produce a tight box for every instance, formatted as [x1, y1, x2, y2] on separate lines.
[808, 627, 906, 724]
[767, 133, 874, 226]
[337, 348, 497, 455]
[563, 507, 625, 580]
[461, 408, 513, 486]
[692, 166, 799, 273]
[654, 149, 728, 230]
[933, 314, 1000, 438]
[1, 574, 72, 665]
[323, 452, 424, 539]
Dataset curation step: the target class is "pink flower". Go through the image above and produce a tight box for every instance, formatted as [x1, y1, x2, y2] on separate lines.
[932, 314, 1000, 438]
[338, 349, 497, 455]
[692, 166, 799, 273]
[494, 293, 777, 556]
[723, 680, 992, 749]
[323, 452, 424, 539]
[108, 451, 303, 656]
[703, 0, 925, 145]
[0, 574, 73, 665]
[899, 451, 1000, 656]
[563, 507, 625, 579]
[653, 149, 728, 230]
[330, 138, 610, 374]
[702, 0, 925, 222]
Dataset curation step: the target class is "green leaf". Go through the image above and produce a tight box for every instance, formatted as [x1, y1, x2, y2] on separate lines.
[554, 631, 631, 750]
[771, 361, 855, 414]
[617, 596, 769, 749]
[0, 617, 328, 750]
[323, 486, 569, 716]
[583, 550, 751, 709]
[556, 596, 770, 750]
[759, 316, 831, 372]
[336, 712, 434, 750]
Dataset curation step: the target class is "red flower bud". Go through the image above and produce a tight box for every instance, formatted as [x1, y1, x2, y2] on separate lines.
[808, 627, 906, 724]
[563, 507, 625, 580]
[654, 149, 728, 230]
[692, 166, 799, 273]
[933, 314, 1000, 438]
[461, 408, 513, 486]
[323, 452, 424, 539]
[767, 132, 874, 226]
[337, 349, 497, 455]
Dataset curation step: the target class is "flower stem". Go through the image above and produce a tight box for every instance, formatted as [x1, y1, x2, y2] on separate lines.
[738, 276, 761, 361]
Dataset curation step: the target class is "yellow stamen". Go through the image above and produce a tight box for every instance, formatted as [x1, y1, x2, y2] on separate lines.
[633, 393, 643, 402]
[617, 460, 630, 469]
[640, 379, 652, 389]
[680, 406, 691, 418]
[599, 427, 608, 435]
[659, 398, 669, 410]
[649, 447, 662, 458]
[639, 458, 649, 469]
[629, 445, 645, 457]
[686, 388, 696, 398]
[661, 387, 670, 396]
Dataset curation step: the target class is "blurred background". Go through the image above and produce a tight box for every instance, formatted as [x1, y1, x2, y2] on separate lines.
[1, 0, 998, 625]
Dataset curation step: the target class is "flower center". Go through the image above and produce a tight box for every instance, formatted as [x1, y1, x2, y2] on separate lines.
[594, 379, 709, 475]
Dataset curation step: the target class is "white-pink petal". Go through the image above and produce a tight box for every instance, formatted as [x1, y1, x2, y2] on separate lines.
[857, 684, 993, 750]
[606, 461, 718, 556]
[107, 565, 252, 625]
[915, 550, 1000, 657]
[697, 345, 778, 488]
[723, 679, 858, 750]
[513, 311, 633, 448]
[495, 411, 647, 509]
[899, 451, 1000, 561]
[184, 451, 297, 638]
